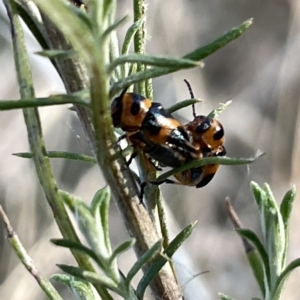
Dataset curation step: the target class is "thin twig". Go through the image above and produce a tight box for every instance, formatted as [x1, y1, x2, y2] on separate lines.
[0, 205, 63, 300]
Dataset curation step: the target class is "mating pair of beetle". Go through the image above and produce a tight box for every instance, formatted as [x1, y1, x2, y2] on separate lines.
[111, 82, 226, 190]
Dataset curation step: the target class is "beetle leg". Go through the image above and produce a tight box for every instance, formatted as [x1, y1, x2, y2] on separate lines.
[150, 179, 183, 186]
[126, 152, 137, 166]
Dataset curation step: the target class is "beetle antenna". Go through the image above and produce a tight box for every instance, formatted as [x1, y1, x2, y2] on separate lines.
[120, 86, 130, 98]
[184, 79, 196, 118]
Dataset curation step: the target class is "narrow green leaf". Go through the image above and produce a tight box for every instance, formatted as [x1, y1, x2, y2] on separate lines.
[94, 187, 112, 255]
[109, 239, 136, 265]
[154, 152, 264, 183]
[246, 248, 267, 297]
[57, 265, 119, 293]
[166, 90, 230, 117]
[126, 240, 161, 285]
[251, 181, 265, 210]
[156, 192, 170, 250]
[51, 273, 72, 284]
[56, 265, 90, 280]
[110, 19, 253, 97]
[280, 186, 296, 267]
[122, 19, 144, 55]
[51, 239, 105, 269]
[136, 223, 195, 299]
[121, 19, 144, 78]
[166, 99, 201, 114]
[14, 1, 48, 50]
[0, 95, 88, 110]
[60, 192, 109, 257]
[280, 186, 296, 230]
[91, 187, 111, 216]
[102, 0, 114, 21]
[51, 274, 96, 300]
[109, 27, 122, 80]
[69, 281, 97, 300]
[58, 265, 138, 299]
[226, 198, 267, 296]
[263, 184, 286, 288]
[36, 49, 76, 59]
[102, 15, 129, 41]
[88, 188, 113, 267]
[272, 258, 300, 300]
[237, 228, 270, 288]
[107, 54, 201, 74]
[207, 101, 232, 119]
[184, 19, 252, 61]
[13, 151, 96, 164]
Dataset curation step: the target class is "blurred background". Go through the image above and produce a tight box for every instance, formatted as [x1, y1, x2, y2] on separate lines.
[1, 0, 300, 299]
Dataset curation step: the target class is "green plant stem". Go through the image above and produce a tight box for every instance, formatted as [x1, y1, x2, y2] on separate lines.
[5, 0, 77, 252]
[132, 1, 173, 285]
[156, 192, 178, 281]
[133, 0, 146, 95]
[14, 151, 97, 164]
[6, 0, 96, 274]
[0, 205, 63, 300]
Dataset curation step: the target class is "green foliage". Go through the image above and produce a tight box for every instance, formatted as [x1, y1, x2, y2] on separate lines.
[154, 151, 264, 184]
[52, 275, 98, 300]
[136, 222, 196, 299]
[219, 293, 237, 300]
[226, 182, 299, 300]
[53, 188, 196, 299]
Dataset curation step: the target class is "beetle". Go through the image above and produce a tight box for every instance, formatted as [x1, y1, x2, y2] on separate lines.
[152, 80, 226, 188]
[111, 88, 198, 168]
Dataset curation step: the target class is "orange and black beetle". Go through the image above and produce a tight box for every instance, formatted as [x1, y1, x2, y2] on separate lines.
[111, 90, 152, 132]
[111, 88, 197, 168]
[185, 115, 225, 156]
[154, 114, 226, 188]
[171, 80, 226, 187]
[173, 115, 226, 187]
